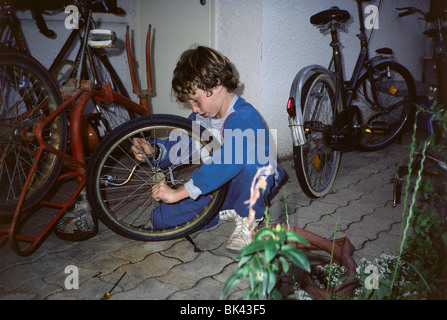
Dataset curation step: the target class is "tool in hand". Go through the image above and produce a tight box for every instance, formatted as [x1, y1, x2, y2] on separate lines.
[100, 272, 127, 300]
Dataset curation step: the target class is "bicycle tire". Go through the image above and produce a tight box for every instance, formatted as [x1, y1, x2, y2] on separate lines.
[86, 114, 228, 241]
[0, 50, 67, 215]
[355, 61, 416, 151]
[293, 72, 342, 198]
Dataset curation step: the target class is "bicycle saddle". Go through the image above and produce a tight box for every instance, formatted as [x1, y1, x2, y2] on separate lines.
[310, 7, 350, 25]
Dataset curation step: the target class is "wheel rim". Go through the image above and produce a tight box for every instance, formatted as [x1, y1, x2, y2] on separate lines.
[92, 124, 222, 239]
[355, 65, 412, 148]
[0, 61, 64, 212]
[301, 75, 340, 196]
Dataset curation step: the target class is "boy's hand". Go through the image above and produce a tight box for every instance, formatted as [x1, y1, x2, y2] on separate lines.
[152, 181, 189, 204]
[131, 137, 155, 162]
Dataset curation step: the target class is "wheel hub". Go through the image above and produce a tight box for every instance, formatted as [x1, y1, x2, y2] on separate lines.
[0, 120, 36, 144]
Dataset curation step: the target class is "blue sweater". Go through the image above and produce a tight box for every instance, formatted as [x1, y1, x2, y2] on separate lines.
[152, 95, 284, 217]
[185, 96, 284, 217]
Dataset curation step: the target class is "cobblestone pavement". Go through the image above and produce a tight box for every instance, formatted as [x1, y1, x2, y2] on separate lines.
[0, 136, 414, 300]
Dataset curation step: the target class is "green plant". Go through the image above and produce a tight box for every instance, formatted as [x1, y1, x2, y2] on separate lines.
[220, 166, 310, 300]
[220, 223, 310, 299]
[391, 91, 447, 299]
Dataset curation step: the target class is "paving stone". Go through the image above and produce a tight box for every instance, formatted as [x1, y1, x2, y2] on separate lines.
[109, 277, 180, 300]
[110, 238, 179, 263]
[117, 252, 182, 281]
[1, 135, 430, 300]
[0, 277, 62, 300]
[159, 251, 233, 290]
[168, 277, 225, 300]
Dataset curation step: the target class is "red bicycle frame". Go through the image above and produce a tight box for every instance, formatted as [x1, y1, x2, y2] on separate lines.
[0, 26, 152, 256]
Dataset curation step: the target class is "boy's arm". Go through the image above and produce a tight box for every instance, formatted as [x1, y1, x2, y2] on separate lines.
[186, 117, 258, 198]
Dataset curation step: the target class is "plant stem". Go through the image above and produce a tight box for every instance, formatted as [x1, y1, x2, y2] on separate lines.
[390, 124, 430, 298]
[326, 216, 340, 299]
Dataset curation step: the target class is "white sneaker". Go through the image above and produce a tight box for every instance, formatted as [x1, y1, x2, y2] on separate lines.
[226, 215, 263, 253]
[219, 209, 239, 221]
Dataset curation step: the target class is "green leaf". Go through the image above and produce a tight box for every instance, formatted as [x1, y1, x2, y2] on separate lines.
[241, 239, 264, 255]
[285, 230, 309, 245]
[220, 268, 243, 299]
[266, 268, 277, 294]
[264, 238, 280, 263]
[238, 254, 252, 267]
[281, 244, 310, 272]
[270, 261, 279, 272]
[276, 229, 286, 244]
[260, 268, 269, 298]
[253, 255, 264, 272]
[248, 268, 256, 291]
[279, 256, 290, 273]
[255, 228, 276, 241]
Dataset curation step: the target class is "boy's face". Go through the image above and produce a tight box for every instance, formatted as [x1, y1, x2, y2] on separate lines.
[188, 86, 227, 119]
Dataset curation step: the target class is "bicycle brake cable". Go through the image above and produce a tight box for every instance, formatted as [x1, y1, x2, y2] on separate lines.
[367, 0, 383, 47]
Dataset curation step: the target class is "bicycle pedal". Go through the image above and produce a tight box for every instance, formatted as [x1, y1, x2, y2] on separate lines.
[365, 121, 389, 134]
[88, 29, 116, 48]
[328, 130, 358, 152]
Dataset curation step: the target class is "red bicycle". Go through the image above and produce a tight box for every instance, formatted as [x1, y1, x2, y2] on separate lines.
[1, 18, 227, 256]
[0, 16, 154, 255]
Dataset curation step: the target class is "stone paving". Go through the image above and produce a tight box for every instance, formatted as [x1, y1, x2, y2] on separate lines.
[0, 136, 415, 300]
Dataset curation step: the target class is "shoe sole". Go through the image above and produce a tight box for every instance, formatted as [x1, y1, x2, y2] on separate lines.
[226, 246, 243, 254]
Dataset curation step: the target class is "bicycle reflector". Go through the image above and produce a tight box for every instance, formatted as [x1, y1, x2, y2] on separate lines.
[287, 98, 296, 117]
[388, 85, 398, 96]
[88, 29, 116, 48]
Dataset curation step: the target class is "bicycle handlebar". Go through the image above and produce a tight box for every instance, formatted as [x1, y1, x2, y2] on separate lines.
[396, 6, 447, 22]
[396, 7, 425, 18]
[5, 0, 126, 39]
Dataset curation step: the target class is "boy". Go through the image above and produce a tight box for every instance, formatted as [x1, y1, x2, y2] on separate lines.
[132, 46, 284, 253]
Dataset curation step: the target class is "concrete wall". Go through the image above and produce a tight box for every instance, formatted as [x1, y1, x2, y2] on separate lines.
[17, 0, 430, 158]
[133, 0, 215, 117]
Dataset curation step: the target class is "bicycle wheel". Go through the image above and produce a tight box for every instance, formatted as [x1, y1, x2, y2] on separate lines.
[51, 47, 133, 141]
[0, 51, 67, 215]
[86, 114, 228, 241]
[354, 61, 416, 151]
[293, 72, 342, 198]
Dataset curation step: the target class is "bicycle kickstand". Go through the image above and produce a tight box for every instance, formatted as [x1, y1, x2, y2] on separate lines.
[185, 235, 203, 253]
[126, 24, 153, 113]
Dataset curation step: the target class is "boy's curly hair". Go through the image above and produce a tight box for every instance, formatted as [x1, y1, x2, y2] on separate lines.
[172, 46, 238, 102]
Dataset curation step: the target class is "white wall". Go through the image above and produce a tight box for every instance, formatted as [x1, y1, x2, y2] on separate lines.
[18, 0, 430, 158]
[134, 0, 215, 117]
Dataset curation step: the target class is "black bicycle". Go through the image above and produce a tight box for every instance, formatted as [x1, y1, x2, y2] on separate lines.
[286, 0, 416, 198]
[392, 5, 447, 207]
[397, 6, 447, 105]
